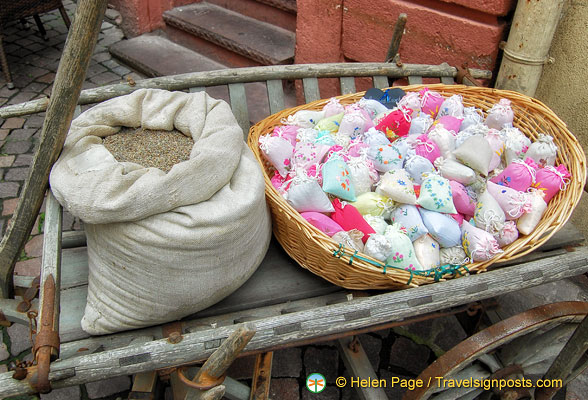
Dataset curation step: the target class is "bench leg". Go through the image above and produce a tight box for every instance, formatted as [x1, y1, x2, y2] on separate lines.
[128, 371, 159, 400]
[249, 352, 273, 400]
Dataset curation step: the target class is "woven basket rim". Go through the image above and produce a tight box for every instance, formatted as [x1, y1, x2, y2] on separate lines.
[247, 84, 587, 290]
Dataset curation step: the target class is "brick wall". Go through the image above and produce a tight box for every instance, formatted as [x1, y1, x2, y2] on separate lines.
[296, 0, 516, 94]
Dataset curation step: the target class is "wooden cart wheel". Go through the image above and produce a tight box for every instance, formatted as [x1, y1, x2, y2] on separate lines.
[403, 301, 588, 400]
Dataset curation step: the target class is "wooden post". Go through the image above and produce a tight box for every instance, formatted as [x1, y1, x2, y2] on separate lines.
[495, 0, 565, 96]
[184, 324, 256, 400]
[535, 314, 588, 400]
[0, 0, 108, 298]
[385, 13, 407, 63]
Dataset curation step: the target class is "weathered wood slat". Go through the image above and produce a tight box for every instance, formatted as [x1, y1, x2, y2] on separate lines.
[372, 76, 390, 89]
[190, 87, 205, 93]
[266, 79, 285, 115]
[58, 292, 349, 361]
[441, 76, 455, 85]
[0, 63, 492, 119]
[55, 239, 340, 342]
[14, 247, 88, 290]
[338, 336, 387, 400]
[2, 247, 587, 396]
[40, 192, 63, 338]
[408, 75, 423, 85]
[228, 83, 250, 139]
[0, 298, 37, 325]
[61, 230, 86, 249]
[302, 77, 320, 103]
[340, 77, 357, 95]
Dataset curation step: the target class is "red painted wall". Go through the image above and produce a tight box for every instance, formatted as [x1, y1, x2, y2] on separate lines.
[109, 0, 196, 37]
[296, 0, 516, 95]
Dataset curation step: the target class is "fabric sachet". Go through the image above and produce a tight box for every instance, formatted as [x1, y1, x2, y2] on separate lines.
[449, 180, 476, 216]
[417, 173, 457, 214]
[378, 169, 417, 204]
[375, 107, 413, 139]
[517, 190, 548, 235]
[485, 129, 505, 171]
[367, 143, 405, 172]
[390, 204, 429, 241]
[283, 109, 326, 128]
[461, 221, 503, 262]
[404, 155, 435, 185]
[485, 98, 514, 130]
[453, 135, 493, 176]
[502, 127, 531, 165]
[474, 188, 506, 235]
[438, 94, 464, 118]
[409, 114, 434, 136]
[331, 199, 376, 243]
[364, 214, 389, 235]
[332, 229, 365, 253]
[286, 176, 334, 213]
[413, 134, 441, 164]
[272, 125, 299, 146]
[490, 158, 537, 192]
[322, 156, 356, 201]
[486, 181, 531, 220]
[460, 107, 484, 132]
[384, 224, 424, 271]
[259, 134, 294, 177]
[434, 115, 462, 134]
[420, 88, 444, 118]
[338, 109, 368, 138]
[364, 234, 394, 262]
[533, 164, 570, 203]
[350, 192, 393, 217]
[440, 246, 469, 266]
[526, 134, 557, 167]
[412, 234, 440, 269]
[496, 220, 519, 247]
[347, 156, 378, 195]
[418, 208, 462, 248]
[301, 212, 343, 236]
[292, 141, 330, 170]
[427, 126, 456, 159]
[435, 157, 476, 185]
[315, 112, 344, 133]
[323, 97, 345, 117]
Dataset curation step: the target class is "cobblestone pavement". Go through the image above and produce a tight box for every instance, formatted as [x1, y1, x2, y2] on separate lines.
[1, 2, 588, 400]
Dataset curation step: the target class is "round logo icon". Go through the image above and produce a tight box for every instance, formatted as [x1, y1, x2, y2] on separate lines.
[306, 373, 326, 393]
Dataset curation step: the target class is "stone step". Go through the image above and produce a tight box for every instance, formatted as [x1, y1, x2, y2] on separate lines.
[109, 34, 226, 78]
[108, 34, 296, 124]
[163, 2, 295, 66]
[256, 0, 297, 14]
[206, 0, 296, 32]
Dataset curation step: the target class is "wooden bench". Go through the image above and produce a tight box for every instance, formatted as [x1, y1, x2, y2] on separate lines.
[1, 62, 587, 400]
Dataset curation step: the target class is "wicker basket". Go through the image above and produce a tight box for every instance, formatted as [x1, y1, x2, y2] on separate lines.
[247, 84, 587, 290]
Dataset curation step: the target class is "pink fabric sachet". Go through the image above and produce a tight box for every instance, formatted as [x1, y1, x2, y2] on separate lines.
[414, 134, 441, 164]
[491, 158, 538, 192]
[302, 212, 344, 237]
[331, 199, 376, 243]
[375, 107, 413, 139]
[533, 164, 571, 203]
[420, 88, 445, 118]
[449, 180, 476, 216]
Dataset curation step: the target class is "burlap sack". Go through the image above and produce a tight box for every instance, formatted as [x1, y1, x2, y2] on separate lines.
[50, 89, 271, 335]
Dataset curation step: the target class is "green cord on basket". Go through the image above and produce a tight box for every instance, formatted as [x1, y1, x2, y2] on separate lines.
[331, 245, 470, 285]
